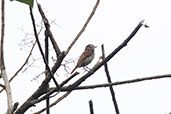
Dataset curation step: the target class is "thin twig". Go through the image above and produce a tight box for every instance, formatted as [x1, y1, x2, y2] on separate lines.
[65, 0, 100, 55]
[30, 72, 79, 105]
[37, 3, 61, 56]
[60, 72, 79, 87]
[14, 52, 65, 114]
[10, 41, 36, 82]
[34, 91, 72, 114]
[0, 41, 35, 94]
[101, 44, 120, 114]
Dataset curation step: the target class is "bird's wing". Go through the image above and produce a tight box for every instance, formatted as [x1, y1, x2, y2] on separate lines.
[77, 49, 93, 67]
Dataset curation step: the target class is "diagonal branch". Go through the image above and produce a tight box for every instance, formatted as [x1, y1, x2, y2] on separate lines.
[0, 41, 35, 94]
[37, 3, 61, 56]
[14, 51, 65, 114]
[101, 44, 120, 114]
[65, 0, 100, 55]
[29, 7, 60, 89]
[30, 72, 79, 105]
[65, 19, 145, 92]
[32, 19, 145, 103]
[34, 91, 72, 114]
[0, 83, 5, 88]
[32, 19, 146, 109]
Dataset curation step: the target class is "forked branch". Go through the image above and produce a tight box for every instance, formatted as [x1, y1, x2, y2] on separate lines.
[33, 19, 146, 114]
[37, 3, 61, 56]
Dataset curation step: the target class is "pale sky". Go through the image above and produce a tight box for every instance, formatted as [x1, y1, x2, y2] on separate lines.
[1, 0, 171, 114]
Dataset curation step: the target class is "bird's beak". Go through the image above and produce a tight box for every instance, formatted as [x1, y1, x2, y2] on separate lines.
[94, 46, 97, 48]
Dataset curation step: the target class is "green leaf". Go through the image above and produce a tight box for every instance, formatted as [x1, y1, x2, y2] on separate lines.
[11, 0, 34, 7]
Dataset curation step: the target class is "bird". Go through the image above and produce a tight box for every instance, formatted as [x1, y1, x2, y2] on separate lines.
[71, 44, 96, 74]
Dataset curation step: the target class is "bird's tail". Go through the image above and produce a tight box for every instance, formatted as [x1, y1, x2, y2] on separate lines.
[70, 66, 77, 74]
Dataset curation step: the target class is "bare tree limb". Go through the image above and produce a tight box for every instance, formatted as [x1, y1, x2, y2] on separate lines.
[0, 41, 36, 94]
[64, 20, 145, 92]
[10, 41, 36, 82]
[31, 72, 79, 113]
[65, 73, 171, 90]
[32, 20, 146, 113]
[0, 0, 5, 67]
[14, 47, 65, 114]
[101, 44, 120, 114]
[34, 91, 72, 114]
[65, 0, 100, 55]
[89, 100, 94, 114]
[29, 7, 60, 89]
[0, 0, 13, 113]
[37, 3, 61, 56]
[30, 72, 79, 105]
[27, 19, 146, 110]
[37, 73, 171, 92]
[44, 29, 50, 114]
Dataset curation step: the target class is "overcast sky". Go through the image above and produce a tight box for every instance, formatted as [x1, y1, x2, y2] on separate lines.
[1, 0, 171, 114]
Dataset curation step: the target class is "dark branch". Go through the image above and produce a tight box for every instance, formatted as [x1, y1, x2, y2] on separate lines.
[65, 20, 145, 92]
[0, 83, 5, 88]
[34, 91, 72, 114]
[31, 19, 145, 107]
[14, 7, 66, 114]
[31, 72, 79, 105]
[89, 100, 94, 114]
[101, 44, 120, 114]
[37, 3, 61, 56]
[29, 7, 60, 89]
[45, 29, 50, 114]
[65, 0, 100, 55]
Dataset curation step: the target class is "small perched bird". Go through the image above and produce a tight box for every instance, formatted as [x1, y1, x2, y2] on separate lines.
[71, 44, 96, 74]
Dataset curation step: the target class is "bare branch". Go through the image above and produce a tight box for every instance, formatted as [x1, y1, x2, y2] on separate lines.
[34, 91, 72, 114]
[0, 83, 5, 88]
[1, 0, 13, 113]
[60, 72, 79, 87]
[30, 19, 146, 109]
[65, 0, 100, 55]
[37, 3, 61, 56]
[64, 19, 145, 92]
[67, 73, 171, 90]
[32, 20, 146, 113]
[0, 0, 5, 67]
[10, 41, 36, 82]
[101, 44, 120, 114]
[89, 100, 94, 114]
[14, 48, 65, 114]
[29, 7, 60, 89]
[30, 72, 79, 105]
[0, 41, 36, 94]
